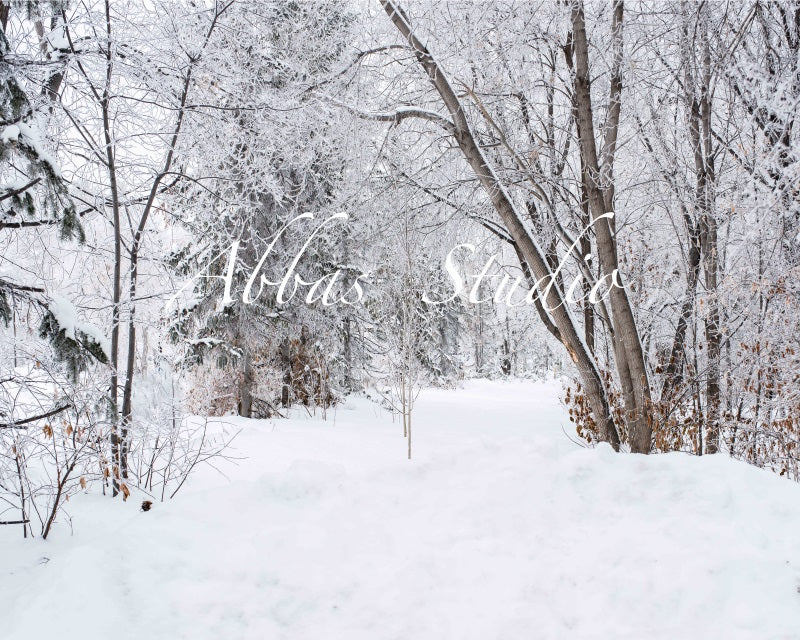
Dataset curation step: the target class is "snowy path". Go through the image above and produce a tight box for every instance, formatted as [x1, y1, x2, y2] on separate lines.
[2, 380, 800, 639]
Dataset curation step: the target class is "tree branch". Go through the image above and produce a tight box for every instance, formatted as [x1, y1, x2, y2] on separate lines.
[0, 403, 72, 430]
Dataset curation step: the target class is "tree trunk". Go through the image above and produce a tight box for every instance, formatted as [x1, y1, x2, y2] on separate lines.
[102, 0, 122, 494]
[342, 314, 354, 391]
[579, 180, 595, 355]
[120, 251, 138, 481]
[570, 0, 652, 452]
[239, 350, 254, 418]
[701, 213, 720, 452]
[661, 216, 701, 402]
[118, 29, 202, 478]
[681, 3, 720, 452]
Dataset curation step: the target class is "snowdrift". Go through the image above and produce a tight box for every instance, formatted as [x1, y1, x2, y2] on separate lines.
[2, 380, 799, 639]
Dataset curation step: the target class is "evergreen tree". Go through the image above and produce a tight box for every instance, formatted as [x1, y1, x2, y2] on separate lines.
[167, 0, 355, 416]
[0, 1, 98, 371]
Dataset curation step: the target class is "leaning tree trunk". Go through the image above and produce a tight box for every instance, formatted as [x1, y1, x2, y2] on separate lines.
[380, 0, 621, 451]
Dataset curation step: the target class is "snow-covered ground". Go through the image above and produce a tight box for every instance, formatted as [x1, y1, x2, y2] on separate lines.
[2, 379, 800, 639]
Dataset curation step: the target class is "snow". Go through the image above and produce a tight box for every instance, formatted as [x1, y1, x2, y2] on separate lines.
[15, 121, 62, 176]
[48, 293, 111, 359]
[2, 379, 800, 639]
[1, 124, 20, 144]
[46, 27, 70, 52]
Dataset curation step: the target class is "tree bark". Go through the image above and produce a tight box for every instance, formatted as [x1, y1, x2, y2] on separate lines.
[570, 0, 652, 452]
[101, 0, 122, 494]
[681, 2, 720, 452]
[239, 350, 254, 418]
[662, 216, 701, 402]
